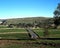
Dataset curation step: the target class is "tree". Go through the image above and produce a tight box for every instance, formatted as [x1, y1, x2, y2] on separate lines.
[53, 3, 60, 28]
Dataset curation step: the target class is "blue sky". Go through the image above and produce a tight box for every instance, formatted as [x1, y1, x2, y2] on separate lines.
[0, 0, 60, 19]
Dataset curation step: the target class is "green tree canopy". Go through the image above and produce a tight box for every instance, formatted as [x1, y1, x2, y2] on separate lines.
[53, 3, 60, 28]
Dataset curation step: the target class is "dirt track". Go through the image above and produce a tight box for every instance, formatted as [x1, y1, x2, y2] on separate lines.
[0, 40, 59, 48]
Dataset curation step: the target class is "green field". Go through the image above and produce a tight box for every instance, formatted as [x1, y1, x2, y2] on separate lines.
[0, 28, 60, 39]
[0, 28, 26, 33]
[0, 28, 29, 39]
[0, 33, 29, 39]
[0, 25, 8, 28]
[33, 28, 60, 38]
[0, 25, 60, 48]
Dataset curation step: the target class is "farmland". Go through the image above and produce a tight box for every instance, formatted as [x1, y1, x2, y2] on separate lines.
[0, 27, 60, 39]
[33, 28, 60, 38]
[0, 26, 60, 48]
[0, 17, 60, 48]
[0, 40, 60, 48]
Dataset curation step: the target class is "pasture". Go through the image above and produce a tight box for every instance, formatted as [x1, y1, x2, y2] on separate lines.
[0, 25, 60, 48]
[0, 28, 60, 39]
[33, 28, 60, 38]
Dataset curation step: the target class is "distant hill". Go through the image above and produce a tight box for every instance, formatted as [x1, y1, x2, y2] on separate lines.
[5, 17, 52, 24]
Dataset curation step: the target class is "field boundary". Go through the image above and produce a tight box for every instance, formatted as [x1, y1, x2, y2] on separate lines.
[0, 32, 27, 34]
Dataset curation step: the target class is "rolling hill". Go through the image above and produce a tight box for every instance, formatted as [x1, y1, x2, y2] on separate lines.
[6, 17, 52, 24]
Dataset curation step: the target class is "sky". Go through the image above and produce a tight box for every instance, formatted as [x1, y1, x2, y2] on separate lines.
[0, 0, 60, 19]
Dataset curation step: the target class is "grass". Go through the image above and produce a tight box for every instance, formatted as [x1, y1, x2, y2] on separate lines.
[0, 33, 29, 39]
[33, 28, 60, 38]
[0, 25, 8, 28]
[0, 28, 26, 33]
[49, 29, 60, 34]
[0, 26, 59, 48]
[48, 29, 60, 38]
[0, 28, 60, 39]
[6, 17, 48, 24]
[38, 39, 60, 43]
[0, 27, 60, 38]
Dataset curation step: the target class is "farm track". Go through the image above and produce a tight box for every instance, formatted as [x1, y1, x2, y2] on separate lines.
[25, 28, 60, 40]
[25, 28, 40, 39]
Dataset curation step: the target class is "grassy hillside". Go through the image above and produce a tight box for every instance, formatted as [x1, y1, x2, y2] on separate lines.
[6, 17, 51, 24]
